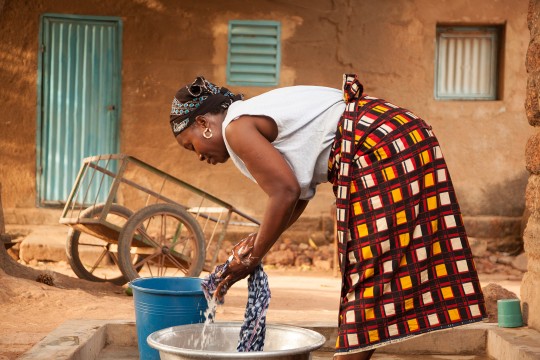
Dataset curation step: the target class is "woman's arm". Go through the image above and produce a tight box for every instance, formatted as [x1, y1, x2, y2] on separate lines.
[225, 114, 300, 259]
[287, 199, 309, 229]
[213, 115, 306, 297]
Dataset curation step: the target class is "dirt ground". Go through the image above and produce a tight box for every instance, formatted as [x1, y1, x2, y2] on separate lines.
[0, 260, 523, 360]
[0, 261, 345, 360]
[0, 262, 130, 360]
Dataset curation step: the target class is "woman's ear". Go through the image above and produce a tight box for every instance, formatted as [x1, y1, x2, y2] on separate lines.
[194, 115, 208, 128]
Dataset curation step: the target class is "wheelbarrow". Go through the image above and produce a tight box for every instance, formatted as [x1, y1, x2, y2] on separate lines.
[59, 154, 259, 285]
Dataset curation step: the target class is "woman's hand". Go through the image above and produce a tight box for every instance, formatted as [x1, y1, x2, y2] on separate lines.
[230, 232, 259, 266]
[215, 233, 261, 300]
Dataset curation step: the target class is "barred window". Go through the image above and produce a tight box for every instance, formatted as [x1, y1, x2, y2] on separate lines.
[435, 26, 502, 100]
[227, 20, 281, 86]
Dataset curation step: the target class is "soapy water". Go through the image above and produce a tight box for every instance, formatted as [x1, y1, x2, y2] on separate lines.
[194, 259, 230, 351]
[186, 295, 218, 350]
[199, 295, 219, 350]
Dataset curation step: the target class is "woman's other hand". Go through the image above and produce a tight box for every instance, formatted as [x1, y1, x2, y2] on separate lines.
[230, 232, 258, 266]
[215, 233, 260, 300]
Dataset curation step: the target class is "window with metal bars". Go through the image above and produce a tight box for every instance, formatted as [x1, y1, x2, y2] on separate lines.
[227, 20, 281, 86]
[435, 26, 503, 100]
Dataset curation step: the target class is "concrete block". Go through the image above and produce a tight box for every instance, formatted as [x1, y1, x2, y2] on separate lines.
[380, 323, 489, 355]
[303, 322, 492, 355]
[94, 344, 138, 360]
[72, 326, 107, 360]
[18, 319, 107, 360]
[18, 225, 68, 263]
[487, 326, 540, 360]
[105, 321, 138, 347]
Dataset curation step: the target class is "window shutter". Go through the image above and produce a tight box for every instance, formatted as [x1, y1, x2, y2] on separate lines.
[435, 26, 500, 100]
[227, 21, 281, 86]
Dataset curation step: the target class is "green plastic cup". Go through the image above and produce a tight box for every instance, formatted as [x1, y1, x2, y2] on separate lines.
[497, 299, 523, 328]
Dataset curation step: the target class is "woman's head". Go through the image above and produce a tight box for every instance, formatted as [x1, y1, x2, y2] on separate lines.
[170, 76, 242, 164]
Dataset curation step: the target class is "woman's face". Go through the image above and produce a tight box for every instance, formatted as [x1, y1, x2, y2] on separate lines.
[175, 114, 230, 165]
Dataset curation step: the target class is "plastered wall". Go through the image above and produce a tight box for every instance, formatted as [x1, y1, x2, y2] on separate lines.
[0, 0, 532, 231]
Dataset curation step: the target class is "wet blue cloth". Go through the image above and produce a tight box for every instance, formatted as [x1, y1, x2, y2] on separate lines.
[201, 261, 271, 352]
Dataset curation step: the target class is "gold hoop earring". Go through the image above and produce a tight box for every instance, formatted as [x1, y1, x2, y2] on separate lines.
[203, 128, 213, 139]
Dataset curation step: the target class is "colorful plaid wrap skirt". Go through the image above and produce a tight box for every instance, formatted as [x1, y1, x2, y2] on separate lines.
[328, 75, 487, 354]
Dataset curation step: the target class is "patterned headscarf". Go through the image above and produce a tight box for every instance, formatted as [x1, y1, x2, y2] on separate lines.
[169, 76, 243, 137]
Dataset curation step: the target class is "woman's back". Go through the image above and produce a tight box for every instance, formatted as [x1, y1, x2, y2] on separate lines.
[223, 86, 346, 199]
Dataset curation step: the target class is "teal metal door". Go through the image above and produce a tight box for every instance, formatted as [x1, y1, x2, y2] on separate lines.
[37, 14, 122, 206]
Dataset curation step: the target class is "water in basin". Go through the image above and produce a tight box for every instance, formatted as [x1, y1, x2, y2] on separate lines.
[147, 321, 326, 360]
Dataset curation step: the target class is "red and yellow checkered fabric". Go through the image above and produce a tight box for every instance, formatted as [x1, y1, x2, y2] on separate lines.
[329, 75, 487, 354]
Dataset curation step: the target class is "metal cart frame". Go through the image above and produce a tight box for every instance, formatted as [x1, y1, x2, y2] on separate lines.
[60, 153, 259, 284]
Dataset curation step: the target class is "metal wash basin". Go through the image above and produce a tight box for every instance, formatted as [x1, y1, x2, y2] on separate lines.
[147, 322, 326, 360]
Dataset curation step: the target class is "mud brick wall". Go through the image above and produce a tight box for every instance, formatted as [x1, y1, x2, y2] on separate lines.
[0, 184, 4, 234]
[522, 0, 540, 330]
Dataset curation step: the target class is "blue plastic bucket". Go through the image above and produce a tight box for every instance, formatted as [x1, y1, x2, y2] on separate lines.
[130, 277, 208, 360]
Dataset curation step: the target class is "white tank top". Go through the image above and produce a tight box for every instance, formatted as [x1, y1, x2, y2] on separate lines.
[222, 86, 345, 200]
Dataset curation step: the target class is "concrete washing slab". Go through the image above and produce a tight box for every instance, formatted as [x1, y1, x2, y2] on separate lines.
[18, 319, 540, 360]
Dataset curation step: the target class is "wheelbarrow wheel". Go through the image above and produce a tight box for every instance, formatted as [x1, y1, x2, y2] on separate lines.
[117, 203, 206, 281]
[66, 203, 142, 286]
